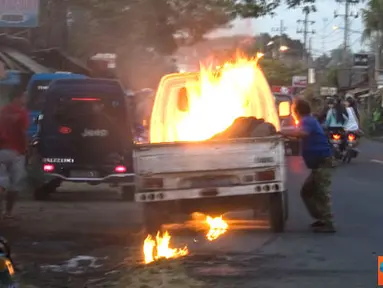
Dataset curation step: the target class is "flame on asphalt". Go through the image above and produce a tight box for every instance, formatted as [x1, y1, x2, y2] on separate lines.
[143, 231, 188, 264]
[143, 214, 230, 263]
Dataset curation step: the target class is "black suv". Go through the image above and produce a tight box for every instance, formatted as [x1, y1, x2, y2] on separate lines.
[28, 78, 135, 200]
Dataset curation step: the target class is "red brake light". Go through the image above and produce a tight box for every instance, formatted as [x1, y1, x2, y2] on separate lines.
[332, 134, 341, 140]
[255, 170, 275, 181]
[59, 126, 72, 134]
[71, 98, 100, 101]
[43, 164, 55, 172]
[114, 165, 127, 173]
[143, 178, 164, 189]
[348, 134, 355, 141]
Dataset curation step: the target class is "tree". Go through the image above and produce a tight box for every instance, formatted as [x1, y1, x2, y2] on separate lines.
[63, 0, 326, 57]
[258, 58, 305, 86]
[362, 0, 383, 68]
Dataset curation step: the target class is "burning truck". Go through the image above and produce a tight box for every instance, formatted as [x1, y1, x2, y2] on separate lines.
[134, 54, 288, 260]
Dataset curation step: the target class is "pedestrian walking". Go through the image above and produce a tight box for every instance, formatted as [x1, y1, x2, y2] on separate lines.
[281, 99, 336, 233]
[0, 86, 28, 219]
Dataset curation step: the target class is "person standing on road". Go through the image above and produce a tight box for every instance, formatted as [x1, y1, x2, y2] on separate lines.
[281, 99, 336, 233]
[0, 86, 28, 219]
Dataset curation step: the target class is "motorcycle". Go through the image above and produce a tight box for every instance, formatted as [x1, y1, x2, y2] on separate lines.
[343, 131, 359, 163]
[328, 130, 358, 164]
[328, 130, 344, 160]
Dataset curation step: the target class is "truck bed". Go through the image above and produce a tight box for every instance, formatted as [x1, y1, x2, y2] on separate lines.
[134, 136, 285, 175]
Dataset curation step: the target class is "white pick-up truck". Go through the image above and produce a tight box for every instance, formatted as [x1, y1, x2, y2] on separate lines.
[134, 72, 288, 233]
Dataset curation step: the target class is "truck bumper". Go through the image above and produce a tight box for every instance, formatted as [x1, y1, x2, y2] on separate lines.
[135, 181, 285, 203]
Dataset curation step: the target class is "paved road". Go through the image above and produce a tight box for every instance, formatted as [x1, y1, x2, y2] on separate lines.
[185, 138, 383, 287]
[3, 139, 383, 287]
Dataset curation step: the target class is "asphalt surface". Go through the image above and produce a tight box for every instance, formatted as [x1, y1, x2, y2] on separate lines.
[186, 138, 383, 288]
[3, 138, 383, 287]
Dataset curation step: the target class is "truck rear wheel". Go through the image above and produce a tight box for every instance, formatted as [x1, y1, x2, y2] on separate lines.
[143, 203, 165, 235]
[121, 186, 135, 201]
[290, 141, 300, 156]
[269, 192, 286, 232]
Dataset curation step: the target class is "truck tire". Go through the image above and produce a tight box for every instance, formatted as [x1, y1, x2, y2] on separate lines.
[121, 186, 135, 201]
[34, 184, 55, 201]
[290, 141, 300, 156]
[143, 203, 164, 235]
[283, 190, 289, 220]
[269, 192, 285, 232]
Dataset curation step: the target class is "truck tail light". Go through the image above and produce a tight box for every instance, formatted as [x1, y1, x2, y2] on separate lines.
[142, 178, 163, 189]
[255, 170, 275, 181]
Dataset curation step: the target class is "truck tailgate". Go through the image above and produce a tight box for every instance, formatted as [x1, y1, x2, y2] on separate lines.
[134, 137, 284, 175]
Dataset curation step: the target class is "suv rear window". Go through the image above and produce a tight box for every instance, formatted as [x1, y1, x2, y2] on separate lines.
[27, 80, 51, 110]
[274, 94, 292, 105]
[41, 94, 129, 138]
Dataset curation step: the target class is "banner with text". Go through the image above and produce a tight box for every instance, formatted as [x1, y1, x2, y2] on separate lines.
[0, 0, 39, 27]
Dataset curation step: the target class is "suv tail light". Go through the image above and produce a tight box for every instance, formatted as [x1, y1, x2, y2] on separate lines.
[71, 97, 100, 101]
[43, 164, 55, 172]
[114, 165, 127, 173]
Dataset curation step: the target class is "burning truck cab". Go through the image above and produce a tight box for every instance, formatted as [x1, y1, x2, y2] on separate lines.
[134, 56, 288, 234]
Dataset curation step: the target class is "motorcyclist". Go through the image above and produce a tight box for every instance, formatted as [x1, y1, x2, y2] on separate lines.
[343, 96, 361, 148]
[324, 98, 348, 132]
[324, 97, 348, 164]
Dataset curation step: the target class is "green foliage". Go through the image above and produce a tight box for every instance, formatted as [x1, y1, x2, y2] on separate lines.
[258, 58, 305, 86]
[321, 67, 338, 86]
[362, 0, 383, 40]
[62, 0, 325, 57]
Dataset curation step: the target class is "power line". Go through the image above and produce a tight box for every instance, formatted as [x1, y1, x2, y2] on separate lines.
[271, 19, 287, 60]
[334, 0, 360, 62]
[297, 10, 315, 65]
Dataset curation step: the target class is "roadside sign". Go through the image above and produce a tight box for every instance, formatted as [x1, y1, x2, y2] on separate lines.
[320, 87, 337, 96]
[377, 70, 383, 88]
[353, 53, 370, 68]
[0, 0, 39, 28]
[271, 86, 293, 95]
[292, 76, 307, 87]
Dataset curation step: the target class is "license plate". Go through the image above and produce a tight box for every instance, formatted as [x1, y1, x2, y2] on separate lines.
[70, 170, 99, 178]
[190, 178, 232, 188]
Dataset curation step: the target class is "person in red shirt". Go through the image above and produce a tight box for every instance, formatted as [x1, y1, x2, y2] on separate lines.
[0, 87, 28, 219]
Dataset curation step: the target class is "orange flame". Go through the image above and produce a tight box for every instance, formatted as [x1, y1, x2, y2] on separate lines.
[206, 215, 229, 241]
[143, 231, 188, 264]
[150, 53, 280, 143]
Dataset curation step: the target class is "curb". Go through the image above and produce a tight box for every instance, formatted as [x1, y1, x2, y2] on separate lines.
[367, 136, 383, 143]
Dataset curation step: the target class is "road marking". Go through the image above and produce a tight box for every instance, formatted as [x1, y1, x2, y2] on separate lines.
[370, 159, 383, 165]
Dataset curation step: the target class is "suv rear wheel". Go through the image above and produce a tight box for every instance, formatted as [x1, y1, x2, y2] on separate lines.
[34, 184, 55, 201]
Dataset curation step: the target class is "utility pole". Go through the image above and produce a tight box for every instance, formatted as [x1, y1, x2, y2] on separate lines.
[309, 37, 313, 65]
[334, 0, 359, 63]
[271, 20, 287, 59]
[297, 10, 315, 66]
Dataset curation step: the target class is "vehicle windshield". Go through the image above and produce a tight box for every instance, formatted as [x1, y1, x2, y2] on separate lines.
[27, 80, 52, 110]
[273, 94, 292, 105]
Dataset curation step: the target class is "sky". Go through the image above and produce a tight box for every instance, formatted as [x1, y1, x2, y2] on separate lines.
[208, 0, 367, 57]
